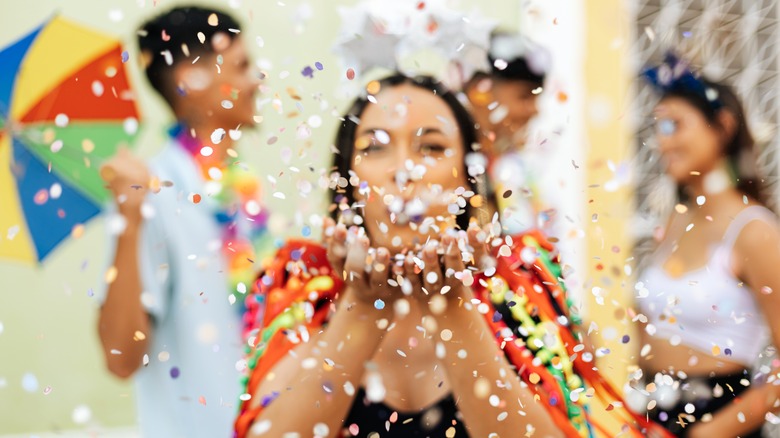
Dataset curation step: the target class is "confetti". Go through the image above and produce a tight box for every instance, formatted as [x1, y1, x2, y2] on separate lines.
[346, 68, 355, 80]
[429, 294, 447, 314]
[55, 113, 69, 127]
[374, 299, 385, 310]
[474, 377, 490, 398]
[366, 80, 381, 95]
[21, 373, 38, 392]
[211, 128, 226, 144]
[72, 405, 92, 424]
[250, 420, 271, 435]
[170, 367, 180, 379]
[7, 225, 19, 240]
[105, 266, 118, 284]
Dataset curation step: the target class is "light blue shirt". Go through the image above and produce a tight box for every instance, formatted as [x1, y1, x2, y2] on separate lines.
[105, 142, 244, 437]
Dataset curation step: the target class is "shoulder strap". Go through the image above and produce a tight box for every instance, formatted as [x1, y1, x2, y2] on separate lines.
[722, 205, 777, 253]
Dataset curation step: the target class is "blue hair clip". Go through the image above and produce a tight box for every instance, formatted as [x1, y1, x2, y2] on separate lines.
[642, 52, 722, 110]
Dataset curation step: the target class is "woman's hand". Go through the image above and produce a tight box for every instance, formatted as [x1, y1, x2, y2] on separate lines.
[323, 218, 398, 310]
[415, 223, 491, 307]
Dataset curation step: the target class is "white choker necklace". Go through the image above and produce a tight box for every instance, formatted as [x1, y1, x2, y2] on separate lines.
[702, 167, 732, 195]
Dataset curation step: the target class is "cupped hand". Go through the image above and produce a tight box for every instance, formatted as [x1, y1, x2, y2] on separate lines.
[100, 148, 151, 220]
[323, 217, 398, 309]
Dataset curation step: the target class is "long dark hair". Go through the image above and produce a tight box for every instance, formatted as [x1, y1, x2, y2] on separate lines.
[662, 79, 768, 206]
[329, 74, 486, 231]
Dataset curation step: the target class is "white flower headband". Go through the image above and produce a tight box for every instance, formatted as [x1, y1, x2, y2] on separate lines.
[332, 0, 497, 88]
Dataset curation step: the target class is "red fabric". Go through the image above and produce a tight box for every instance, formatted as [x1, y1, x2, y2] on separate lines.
[234, 235, 670, 438]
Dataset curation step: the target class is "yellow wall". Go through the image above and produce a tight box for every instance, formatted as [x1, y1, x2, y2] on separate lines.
[583, 0, 637, 432]
[0, 0, 521, 433]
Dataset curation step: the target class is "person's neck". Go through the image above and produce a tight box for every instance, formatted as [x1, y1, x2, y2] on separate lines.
[683, 166, 741, 218]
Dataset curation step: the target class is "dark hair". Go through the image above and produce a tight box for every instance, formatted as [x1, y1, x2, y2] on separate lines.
[661, 79, 767, 206]
[469, 32, 547, 86]
[330, 74, 486, 231]
[138, 6, 242, 106]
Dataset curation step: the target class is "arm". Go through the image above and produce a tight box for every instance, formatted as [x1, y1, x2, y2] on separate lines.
[435, 304, 565, 438]
[249, 291, 388, 437]
[97, 215, 151, 378]
[417, 231, 565, 438]
[687, 219, 780, 438]
[97, 149, 153, 379]
[248, 224, 398, 437]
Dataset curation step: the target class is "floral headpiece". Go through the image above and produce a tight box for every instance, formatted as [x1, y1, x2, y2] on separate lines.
[642, 51, 722, 110]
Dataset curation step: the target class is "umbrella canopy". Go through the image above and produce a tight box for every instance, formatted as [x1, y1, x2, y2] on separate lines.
[0, 16, 140, 263]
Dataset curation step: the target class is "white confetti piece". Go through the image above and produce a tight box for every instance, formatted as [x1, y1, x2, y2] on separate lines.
[72, 405, 92, 424]
[55, 113, 69, 127]
[21, 373, 38, 392]
[211, 128, 226, 144]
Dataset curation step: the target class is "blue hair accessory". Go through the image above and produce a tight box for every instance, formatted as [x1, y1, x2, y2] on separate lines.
[642, 52, 722, 111]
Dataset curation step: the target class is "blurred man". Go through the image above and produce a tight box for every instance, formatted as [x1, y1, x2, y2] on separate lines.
[98, 6, 267, 437]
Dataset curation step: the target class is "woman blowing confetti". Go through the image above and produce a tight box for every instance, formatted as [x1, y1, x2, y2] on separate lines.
[235, 75, 659, 438]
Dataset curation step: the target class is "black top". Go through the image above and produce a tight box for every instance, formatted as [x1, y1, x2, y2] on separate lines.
[342, 388, 470, 437]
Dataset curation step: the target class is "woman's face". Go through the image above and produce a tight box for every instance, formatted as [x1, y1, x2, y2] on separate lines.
[653, 97, 723, 184]
[349, 83, 470, 250]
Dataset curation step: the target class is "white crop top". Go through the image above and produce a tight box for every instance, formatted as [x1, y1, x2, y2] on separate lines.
[637, 206, 774, 365]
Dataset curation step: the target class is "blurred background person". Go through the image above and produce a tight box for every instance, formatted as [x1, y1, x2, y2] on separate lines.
[626, 53, 780, 437]
[97, 6, 269, 437]
[463, 32, 557, 237]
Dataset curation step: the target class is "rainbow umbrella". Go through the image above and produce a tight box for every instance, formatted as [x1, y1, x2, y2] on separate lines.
[0, 16, 140, 263]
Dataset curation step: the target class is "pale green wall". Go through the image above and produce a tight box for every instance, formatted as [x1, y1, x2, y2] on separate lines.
[0, 0, 519, 433]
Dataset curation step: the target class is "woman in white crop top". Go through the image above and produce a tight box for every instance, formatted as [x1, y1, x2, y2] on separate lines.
[629, 54, 780, 438]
